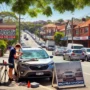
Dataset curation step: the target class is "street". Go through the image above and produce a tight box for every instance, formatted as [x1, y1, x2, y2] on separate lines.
[0, 31, 90, 90]
[21, 32, 90, 90]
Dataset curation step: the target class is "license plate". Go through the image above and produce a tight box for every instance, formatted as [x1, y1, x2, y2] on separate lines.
[36, 72, 44, 75]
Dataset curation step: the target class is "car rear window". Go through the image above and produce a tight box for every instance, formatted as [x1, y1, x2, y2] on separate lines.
[73, 50, 82, 53]
[71, 46, 83, 49]
[87, 49, 90, 52]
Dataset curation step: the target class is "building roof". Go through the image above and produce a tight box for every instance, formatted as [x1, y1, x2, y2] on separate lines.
[60, 27, 65, 31]
[57, 24, 65, 31]
[0, 24, 16, 29]
[74, 19, 90, 29]
[42, 24, 57, 28]
[80, 19, 90, 27]
[74, 23, 84, 29]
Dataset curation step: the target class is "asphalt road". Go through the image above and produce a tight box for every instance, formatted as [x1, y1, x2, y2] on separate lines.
[22, 31, 90, 90]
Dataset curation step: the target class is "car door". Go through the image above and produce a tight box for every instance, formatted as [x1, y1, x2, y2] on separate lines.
[64, 50, 70, 60]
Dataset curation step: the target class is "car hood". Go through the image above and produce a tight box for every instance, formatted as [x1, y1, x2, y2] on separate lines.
[20, 58, 53, 65]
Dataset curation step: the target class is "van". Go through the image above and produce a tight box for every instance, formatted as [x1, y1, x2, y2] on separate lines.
[67, 43, 84, 49]
[46, 40, 55, 50]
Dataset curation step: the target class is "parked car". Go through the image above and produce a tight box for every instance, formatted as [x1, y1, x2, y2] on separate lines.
[67, 43, 84, 49]
[62, 71, 76, 81]
[25, 37, 29, 40]
[24, 34, 27, 39]
[81, 48, 90, 61]
[63, 49, 85, 61]
[46, 40, 55, 51]
[15, 47, 54, 81]
[52, 47, 64, 56]
[46, 45, 55, 51]
[41, 43, 46, 48]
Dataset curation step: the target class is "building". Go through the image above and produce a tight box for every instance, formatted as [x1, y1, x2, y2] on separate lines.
[40, 23, 66, 40]
[74, 19, 90, 47]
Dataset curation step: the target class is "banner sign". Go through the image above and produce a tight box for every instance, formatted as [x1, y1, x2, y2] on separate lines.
[0, 29, 16, 39]
[73, 37, 80, 40]
[54, 61, 85, 88]
[80, 36, 88, 40]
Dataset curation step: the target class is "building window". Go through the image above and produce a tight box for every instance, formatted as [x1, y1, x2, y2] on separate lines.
[75, 29, 79, 35]
[84, 27, 88, 33]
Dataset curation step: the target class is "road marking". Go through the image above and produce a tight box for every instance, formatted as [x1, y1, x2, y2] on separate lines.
[84, 72, 90, 76]
[40, 85, 55, 90]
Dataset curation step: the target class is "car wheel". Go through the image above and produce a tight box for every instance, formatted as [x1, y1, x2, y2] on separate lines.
[16, 70, 21, 82]
[68, 56, 71, 61]
[85, 56, 88, 61]
[49, 77, 52, 81]
[82, 59, 84, 62]
[63, 56, 65, 60]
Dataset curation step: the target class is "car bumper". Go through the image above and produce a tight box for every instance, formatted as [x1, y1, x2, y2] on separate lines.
[19, 70, 53, 78]
[71, 56, 85, 60]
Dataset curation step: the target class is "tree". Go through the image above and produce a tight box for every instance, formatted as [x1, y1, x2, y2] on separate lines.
[58, 19, 64, 22]
[54, 32, 64, 45]
[35, 30, 40, 37]
[0, 11, 17, 19]
[1, 0, 90, 16]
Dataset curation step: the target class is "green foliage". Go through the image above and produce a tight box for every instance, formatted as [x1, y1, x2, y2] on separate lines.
[0, 40, 7, 56]
[35, 30, 39, 36]
[1, 0, 90, 18]
[54, 32, 64, 45]
[0, 0, 86, 18]
[57, 19, 64, 22]
[0, 11, 17, 19]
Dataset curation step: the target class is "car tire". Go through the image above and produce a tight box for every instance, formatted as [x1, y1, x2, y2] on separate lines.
[16, 70, 21, 82]
[82, 59, 84, 62]
[68, 56, 71, 61]
[63, 56, 65, 60]
[85, 56, 88, 61]
[49, 77, 52, 81]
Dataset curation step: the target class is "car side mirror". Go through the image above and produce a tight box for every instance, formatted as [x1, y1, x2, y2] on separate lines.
[50, 56, 53, 58]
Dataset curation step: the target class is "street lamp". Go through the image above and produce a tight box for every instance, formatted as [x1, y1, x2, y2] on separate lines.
[71, 17, 74, 44]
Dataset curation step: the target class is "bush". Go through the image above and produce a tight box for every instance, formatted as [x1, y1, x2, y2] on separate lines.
[54, 32, 64, 45]
[0, 40, 7, 56]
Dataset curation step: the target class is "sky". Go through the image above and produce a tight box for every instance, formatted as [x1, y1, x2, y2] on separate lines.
[0, 3, 90, 22]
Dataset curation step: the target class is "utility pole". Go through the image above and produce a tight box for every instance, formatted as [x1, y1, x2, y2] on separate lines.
[19, 14, 21, 43]
[71, 17, 73, 44]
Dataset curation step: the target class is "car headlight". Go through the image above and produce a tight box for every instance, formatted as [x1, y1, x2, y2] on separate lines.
[49, 62, 54, 66]
[21, 63, 28, 69]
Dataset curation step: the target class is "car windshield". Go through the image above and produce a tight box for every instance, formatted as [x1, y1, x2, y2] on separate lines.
[20, 49, 49, 59]
[71, 46, 83, 49]
[87, 49, 90, 52]
[73, 50, 82, 53]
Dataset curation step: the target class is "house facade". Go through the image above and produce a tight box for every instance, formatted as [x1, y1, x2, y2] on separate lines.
[40, 23, 66, 40]
[74, 20, 90, 47]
